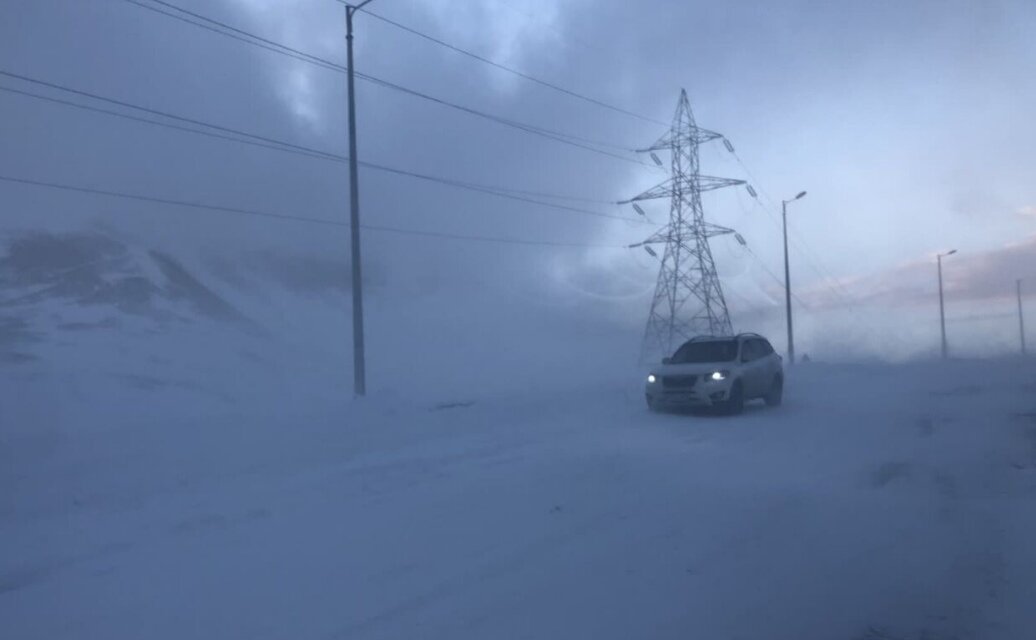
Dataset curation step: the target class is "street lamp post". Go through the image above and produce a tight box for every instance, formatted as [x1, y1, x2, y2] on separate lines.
[781, 191, 807, 364]
[1018, 279, 1026, 357]
[345, 0, 379, 397]
[937, 249, 957, 359]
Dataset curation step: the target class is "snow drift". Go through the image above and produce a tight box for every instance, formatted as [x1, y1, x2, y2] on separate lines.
[2, 231, 1036, 639]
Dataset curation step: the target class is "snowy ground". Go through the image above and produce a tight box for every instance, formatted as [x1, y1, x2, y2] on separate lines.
[3, 357, 1036, 639]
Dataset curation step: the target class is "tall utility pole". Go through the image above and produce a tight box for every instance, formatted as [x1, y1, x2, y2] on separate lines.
[623, 90, 746, 361]
[1019, 279, 1027, 356]
[937, 249, 957, 359]
[781, 191, 807, 364]
[345, 0, 378, 397]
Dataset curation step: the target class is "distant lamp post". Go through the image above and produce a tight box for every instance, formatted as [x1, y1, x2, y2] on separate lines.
[937, 249, 957, 359]
[781, 190, 807, 364]
[1018, 279, 1026, 357]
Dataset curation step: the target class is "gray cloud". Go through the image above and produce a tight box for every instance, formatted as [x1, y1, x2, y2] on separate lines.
[2, 0, 1034, 359]
[802, 234, 1036, 309]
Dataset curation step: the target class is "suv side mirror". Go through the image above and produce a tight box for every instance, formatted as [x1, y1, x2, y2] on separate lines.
[661, 357, 672, 365]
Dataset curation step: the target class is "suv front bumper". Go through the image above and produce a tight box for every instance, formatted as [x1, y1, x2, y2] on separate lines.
[646, 380, 732, 408]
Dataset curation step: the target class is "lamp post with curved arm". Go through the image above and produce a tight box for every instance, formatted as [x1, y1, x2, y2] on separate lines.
[937, 249, 957, 359]
[781, 191, 807, 364]
[345, 0, 380, 397]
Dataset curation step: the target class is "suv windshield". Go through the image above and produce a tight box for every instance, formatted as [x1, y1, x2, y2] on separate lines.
[670, 340, 738, 364]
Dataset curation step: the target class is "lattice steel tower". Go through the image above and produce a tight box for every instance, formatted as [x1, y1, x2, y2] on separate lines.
[624, 90, 746, 361]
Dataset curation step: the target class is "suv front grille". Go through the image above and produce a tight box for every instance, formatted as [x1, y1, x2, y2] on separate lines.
[662, 375, 697, 389]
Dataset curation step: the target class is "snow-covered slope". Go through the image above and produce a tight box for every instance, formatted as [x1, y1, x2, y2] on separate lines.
[0, 229, 643, 405]
[3, 232, 1036, 639]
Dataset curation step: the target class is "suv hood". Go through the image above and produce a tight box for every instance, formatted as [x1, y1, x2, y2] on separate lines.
[653, 361, 736, 376]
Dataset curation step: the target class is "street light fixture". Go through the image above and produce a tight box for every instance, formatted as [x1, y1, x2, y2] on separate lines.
[344, 0, 380, 397]
[937, 249, 957, 359]
[781, 191, 807, 364]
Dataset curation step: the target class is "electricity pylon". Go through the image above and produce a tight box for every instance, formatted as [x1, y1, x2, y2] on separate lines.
[624, 89, 746, 362]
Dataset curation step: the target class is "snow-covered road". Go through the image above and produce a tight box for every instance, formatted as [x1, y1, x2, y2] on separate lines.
[4, 359, 1036, 639]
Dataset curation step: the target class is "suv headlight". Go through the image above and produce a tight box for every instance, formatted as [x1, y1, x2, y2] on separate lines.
[708, 370, 729, 382]
[647, 374, 658, 384]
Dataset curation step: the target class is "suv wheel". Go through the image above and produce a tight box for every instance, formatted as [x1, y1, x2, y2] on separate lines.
[723, 381, 745, 415]
[764, 376, 783, 407]
[646, 395, 659, 413]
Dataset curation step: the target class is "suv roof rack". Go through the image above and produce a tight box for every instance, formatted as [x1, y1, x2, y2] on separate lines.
[685, 333, 764, 344]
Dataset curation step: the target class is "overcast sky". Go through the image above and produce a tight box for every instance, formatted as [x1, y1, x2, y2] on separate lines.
[2, 0, 1034, 356]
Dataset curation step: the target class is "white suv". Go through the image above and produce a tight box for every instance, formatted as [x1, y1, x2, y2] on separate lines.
[645, 334, 783, 414]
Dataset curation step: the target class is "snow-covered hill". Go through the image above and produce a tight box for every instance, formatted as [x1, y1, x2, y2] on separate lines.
[0, 229, 643, 407]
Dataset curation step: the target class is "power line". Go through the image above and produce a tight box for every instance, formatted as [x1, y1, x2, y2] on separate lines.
[0, 174, 624, 249]
[0, 174, 343, 226]
[0, 69, 341, 161]
[724, 150, 859, 308]
[132, 0, 343, 71]
[723, 285, 765, 313]
[749, 193, 858, 307]
[364, 224, 619, 248]
[123, 0, 659, 170]
[730, 149, 858, 303]
[355, 73, 648, 161]
[123, 0, 343, 73]
[359, 161, 643, 223]
[446, 183, 613, 205]
[349, 5, 667, 127]
[0, 76, 647, 225]
[741, 244, 812, 311]
[0, 84, 334, 162]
